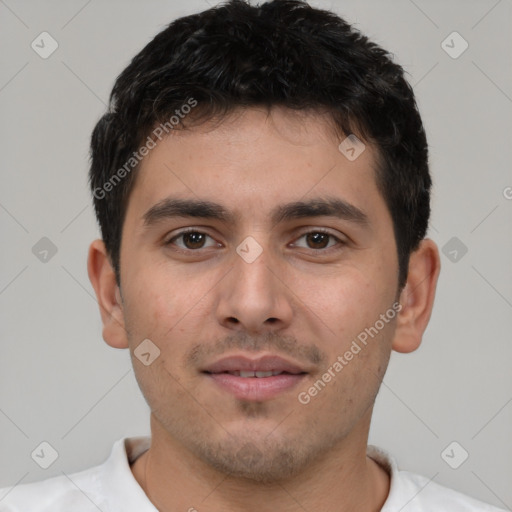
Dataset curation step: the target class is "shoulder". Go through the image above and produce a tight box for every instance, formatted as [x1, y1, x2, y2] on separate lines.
[390, 469, 507, 511]
[368, 446, 507, 512]
[0, 436, 151, 512]
[0, 465, 103, 512]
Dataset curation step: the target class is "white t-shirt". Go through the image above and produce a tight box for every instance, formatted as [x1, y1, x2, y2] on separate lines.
[0, 436, 506, 511]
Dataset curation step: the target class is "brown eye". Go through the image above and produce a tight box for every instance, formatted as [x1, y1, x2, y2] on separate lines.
[305, 232, 330, 249]
[166, 230, 218, 250]
[182, 232, 207, 249]
[293, 230, 342, 251]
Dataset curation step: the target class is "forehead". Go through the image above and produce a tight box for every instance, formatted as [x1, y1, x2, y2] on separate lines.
[125, 107, 385, 226]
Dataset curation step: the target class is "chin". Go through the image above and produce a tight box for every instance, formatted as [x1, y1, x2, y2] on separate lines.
[190, 434, 317, 483]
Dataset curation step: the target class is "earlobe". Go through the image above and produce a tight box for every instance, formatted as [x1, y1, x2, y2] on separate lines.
[392, 239, 441, 354]
[87, 239, 129, 349]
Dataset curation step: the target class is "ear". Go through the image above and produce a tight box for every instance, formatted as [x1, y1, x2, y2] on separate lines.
[392, 238, 441, 353]
[87, 239, 129, 349]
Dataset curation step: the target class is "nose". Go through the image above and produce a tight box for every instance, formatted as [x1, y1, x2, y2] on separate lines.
[214, 243, 294, 334]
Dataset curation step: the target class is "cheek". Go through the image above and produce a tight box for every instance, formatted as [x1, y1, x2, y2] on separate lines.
[299, 315, 394, 425]
[301, 266, 386, 339]
[123, 267, 197, 332]
[123, 283, 166, 334]
[122, 270, 217, 376]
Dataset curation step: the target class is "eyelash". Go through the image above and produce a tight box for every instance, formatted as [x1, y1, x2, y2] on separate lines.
[164, 228, 345, 253]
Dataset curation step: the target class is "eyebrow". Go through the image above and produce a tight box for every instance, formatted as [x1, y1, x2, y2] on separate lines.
[142, 196, 369, 228]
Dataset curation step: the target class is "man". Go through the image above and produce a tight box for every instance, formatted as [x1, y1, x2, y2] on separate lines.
[0, 0, 505, 510]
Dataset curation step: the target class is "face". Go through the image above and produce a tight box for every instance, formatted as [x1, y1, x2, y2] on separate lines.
[117, 107, 400, 481]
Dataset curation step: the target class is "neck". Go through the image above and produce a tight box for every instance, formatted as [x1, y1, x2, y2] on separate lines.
[131, 412, 390, 512]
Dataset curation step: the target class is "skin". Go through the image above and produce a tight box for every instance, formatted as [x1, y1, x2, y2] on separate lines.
[88, 107, 440, 512]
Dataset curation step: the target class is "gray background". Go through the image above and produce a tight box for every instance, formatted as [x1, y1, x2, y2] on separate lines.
[0, 0, 511, 508]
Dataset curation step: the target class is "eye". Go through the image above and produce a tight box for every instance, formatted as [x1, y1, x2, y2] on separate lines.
[165, 229, 220, 250]
[165, 228, 344, 253]
[292, 230, 344, 250]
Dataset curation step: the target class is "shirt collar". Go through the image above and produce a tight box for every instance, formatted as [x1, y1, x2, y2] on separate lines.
[367, 444, 409, 511]
[99, 436, 155, 510]
[102, 437, 402, 510]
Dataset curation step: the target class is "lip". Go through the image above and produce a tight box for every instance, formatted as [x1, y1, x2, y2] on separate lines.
[202, 354, 307, 374]
[202, 354, 308, 401]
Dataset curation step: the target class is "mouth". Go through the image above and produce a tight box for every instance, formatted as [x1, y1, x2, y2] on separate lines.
[214, 370, 294, 378]
[201, 354, 308, 401]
